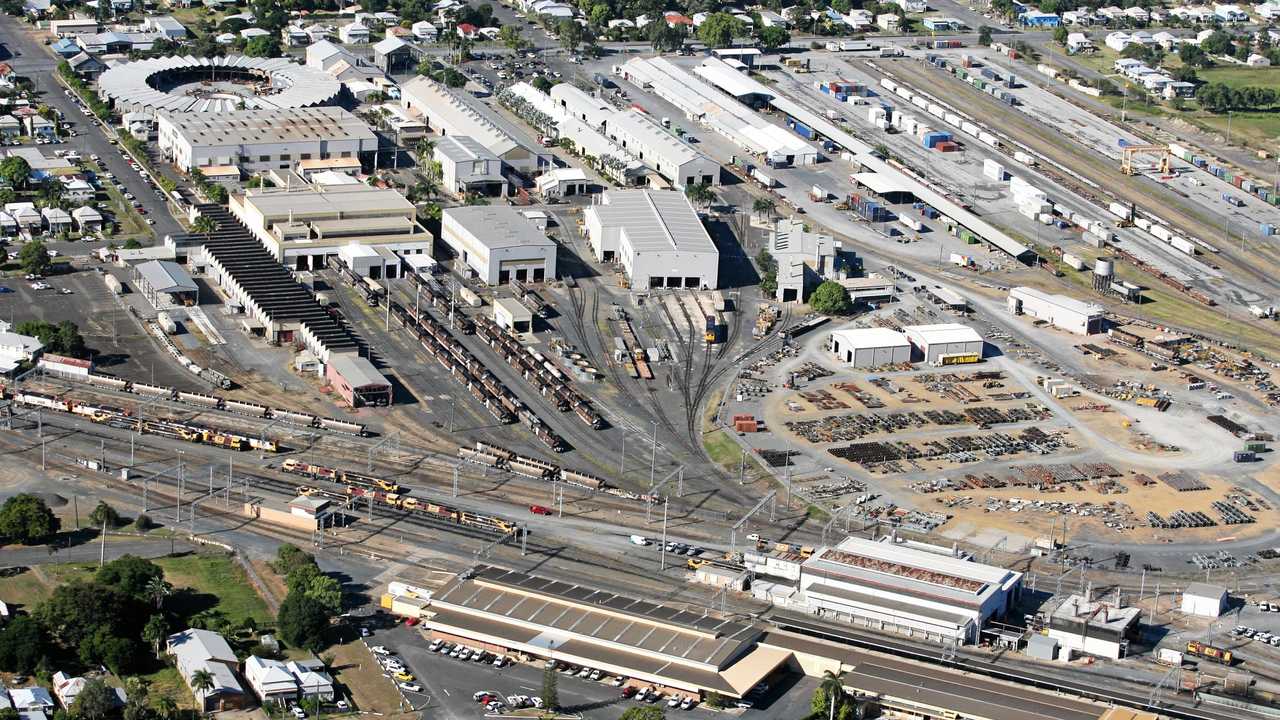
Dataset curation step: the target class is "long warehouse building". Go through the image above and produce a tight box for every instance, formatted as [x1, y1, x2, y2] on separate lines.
[583, 189, 720, 289]
[618, 56, 817, 168]
[156, 107, 377, 174]
[502, 82, 647, 185]
[797, 536, 1022, 645]
[401, 76, 549, 177]
[1008, 286, 1104, 335]
[691, 57, 1036, 263]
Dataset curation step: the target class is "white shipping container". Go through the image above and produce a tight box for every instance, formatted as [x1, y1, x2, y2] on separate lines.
[949, 253, 972, 266]
[944, 112, 961, 125]
[1151, 225, 1172, 241]
[899, 215, 924, 231]
[1037, 63, 1058, 78]
[1038, 213, 1054, 225]
[961, 121, 979, 135]
[1134, 217, 1152, 231]
[879, 78, 897, 92]
[874, 119, 889, 130]
[1168, 143, 1188, 159]
[978, 131, 999, 146]
[982, 159, 1005, 181]
[1108, 202, 1129, 219]
[459, 286, 483, 307]
[1018, 203, 1040, 220]
[1089, 220, 1107, 234]
[911, 95, 928, 109]
[927, 103, 945, 118]
[1171, 237, 1196, 255]
[867, 107, 886, 122]
[1062, 253, 1085, 270]
[896, 87, 912, 99]
[1013, 151, 1036, 166]
[751, 167, 777, 187]
[916, 124, 933, 139]
[1019, 199, 1051, 216]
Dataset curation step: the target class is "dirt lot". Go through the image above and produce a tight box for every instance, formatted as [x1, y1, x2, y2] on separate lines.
[927, 470, 1277, 545]
[328, 636, 417, 720]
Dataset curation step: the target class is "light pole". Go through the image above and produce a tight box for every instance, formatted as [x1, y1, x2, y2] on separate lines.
[1227, 111, 1234, 145]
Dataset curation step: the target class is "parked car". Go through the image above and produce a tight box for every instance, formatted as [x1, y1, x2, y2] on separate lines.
[399, 683, 423, 693]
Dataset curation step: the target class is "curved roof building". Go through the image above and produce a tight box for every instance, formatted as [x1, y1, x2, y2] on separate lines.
[98, 55, 342, 116]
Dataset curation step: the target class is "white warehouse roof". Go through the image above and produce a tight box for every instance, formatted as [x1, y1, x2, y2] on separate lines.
[903, 323, 982, 346]
[443, 205, 553, 251]
[589, 189, 716, 255]
[830, 327, 909, 350]
[1010, 286, 1103, 316]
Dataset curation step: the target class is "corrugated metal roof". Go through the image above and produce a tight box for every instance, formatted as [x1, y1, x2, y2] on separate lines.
[588, 189, 717, 255]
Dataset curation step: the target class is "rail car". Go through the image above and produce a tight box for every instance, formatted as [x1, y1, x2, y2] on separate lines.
[508, 459, 556, 480]
[280, 459, 399, 492]
[459, 447, 503, 467]
[69, 402, 131, 420]
[282, 459, 340, 480]
[560, 469, 605, 490]
[14, 391, 73, 411]
[225, 399, 270, 418]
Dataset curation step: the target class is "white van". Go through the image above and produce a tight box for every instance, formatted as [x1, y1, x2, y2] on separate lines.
[630, 535, 650, 546]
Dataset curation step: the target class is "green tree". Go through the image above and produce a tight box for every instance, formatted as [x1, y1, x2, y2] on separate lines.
[809, 280, 854, 315]
[759, 24, 789, 49]
[55, 320, 86, 357]
[557, 17, 583, 51]
[71, 679, 118, 720]
[811, 669, 859, 720]
[498, 25, 526, 50]
[277, 591, 329, 652]
[0, 616, 46, 673]
[244, 35, 281, 57]
[250, 0, 287, 31]
[87, 500, 122, 530]
[190, 669, 216, 698]
[191, 215, 218, 237]
[752, 197, 776, 220]
[17, 239, 51, 276]
[206, 184, 228, 204]
[143, 614, 169, 657]
[649, 20, 684, 52]
[0, 155, 30, 188]
[696, 12, 741, 48]
[0, 709, 16, 720]
[703, 691, 725, 709]
[978, 25, 993, 45]
[540, 661, 559, 710]
[1201, 30, 1233, 56]
[96, 554, 163, 598]
[304, 573, 343, 615]
[155, 696, 177, 720]
[532, 75, 554, 93]
[618, 707, 665, 720]
[684, 182, 716, 208]
[1052, 25, 1067, 45]
[36, 581, 141, 649]
[0, 494, 58, 544]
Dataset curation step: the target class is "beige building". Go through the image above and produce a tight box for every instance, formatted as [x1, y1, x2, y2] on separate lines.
[229, 184, 432, 271]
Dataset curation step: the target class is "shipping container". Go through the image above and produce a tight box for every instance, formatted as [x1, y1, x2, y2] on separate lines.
[1014, 151, 1036, 166]
[1170, 237, 1197, 255]
[922, 131, 952, 148]
[790, 120, 817, 140]
[1108, 202, 1129, 219]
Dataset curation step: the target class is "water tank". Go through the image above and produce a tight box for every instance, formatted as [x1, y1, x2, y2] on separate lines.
[1094, 258, 1114, 277]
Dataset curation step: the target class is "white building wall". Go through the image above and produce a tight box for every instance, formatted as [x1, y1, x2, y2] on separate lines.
[1181, 594, 1225, 618]
[1010, 288, 1100, 335]
[1046, 629, 1123, 660]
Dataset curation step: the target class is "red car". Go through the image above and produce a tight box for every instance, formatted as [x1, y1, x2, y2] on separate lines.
[621, 687, 638, 699]
[529, 505, 553, 516]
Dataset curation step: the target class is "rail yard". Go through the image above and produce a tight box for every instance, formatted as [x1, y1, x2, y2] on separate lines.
[6, 8, 1280, 720]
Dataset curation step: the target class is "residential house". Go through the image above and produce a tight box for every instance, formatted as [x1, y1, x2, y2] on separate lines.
[22, 0, 51, 17]
[922, 16, 961, 30]
[412, 19, 437, 40]
[167, 629, 248, 712]
[50, 39, 81, 57]
[288, 660, 334, 701]
[68, 52, 106, 79]
[844, 9, 874, 28]
[0, 115, 19, 140]
[52, 672, 86, 708]
[1124, 6, 1149, 22]
[1095, 5, 1123, 21]
[1130, 29, 1153, 44]
[0, 327, 41, 372]
[60, 177, 94, 203]
[306, 39, 384, 82]
[215, 32, 237, 44]
[1258, 1, 1280, 19]
[1062, 10, 1093, 24]
[9, 688, 55, 714]
[894, 0, 926, 12]
[72, 205, 103, 233]
[1163, 81, 1196, 98]
[244, 656, 298, 706]
[1248, 52, 1272, 65]
[757, 9, 788, 26]
[0, 211, 15, 236]
[1066, 32, 1094, 52]
[240, 27, 269, 40]
[455, 22, 478, 39]
[373, 36, 414, 73]
[282, 25, 310, 46]
[876, 12, 900, 30]
[5, 203, 40, 232]
[375, 11, 399, 24]
[303, 23, 333, 42]
[145, 15, 187, 38]
[1197, 28, 1216, 44]
[339, 21, 370, 43]
[1104, 31, 1132, 51]
[42, 207, 72, 234]
[1214, 3, 1249, 21]
[1021, 10, 1061, 26]
[1151, 31, 1177, 49]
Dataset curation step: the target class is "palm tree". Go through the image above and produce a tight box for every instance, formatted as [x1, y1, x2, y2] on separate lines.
[685, 182, 716, 209]
[190, 669, 215, 705]
[752, 197, 776, 220]
[146, 576, 172, 609]
[191, 215, 218, 240]
[815, 670, 846, 720]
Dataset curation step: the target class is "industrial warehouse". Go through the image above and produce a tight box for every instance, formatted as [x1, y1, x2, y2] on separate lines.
[404, 565, 786, 699]
[583, 189, 720, 290]
[155, 107, 378, 174]
[401, 76, 549, 176]
[441, 205, 557, 285]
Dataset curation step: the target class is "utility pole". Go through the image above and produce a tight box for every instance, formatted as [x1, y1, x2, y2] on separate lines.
[648, 420, 657, 489]
[659, 496, 669, 571]
[99, 519, 106, 567]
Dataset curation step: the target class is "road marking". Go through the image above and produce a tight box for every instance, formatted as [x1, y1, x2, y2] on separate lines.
[442, 688, 450, 696]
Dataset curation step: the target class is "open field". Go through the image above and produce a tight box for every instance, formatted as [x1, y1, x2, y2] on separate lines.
[154, 553, 273, 627]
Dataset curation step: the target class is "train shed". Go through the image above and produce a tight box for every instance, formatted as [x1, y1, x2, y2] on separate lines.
[325, 354, 391, 408]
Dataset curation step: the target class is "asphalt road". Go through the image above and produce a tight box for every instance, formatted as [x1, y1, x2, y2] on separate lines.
[0, 18, 181, 241]
[0, 536, 199, 567]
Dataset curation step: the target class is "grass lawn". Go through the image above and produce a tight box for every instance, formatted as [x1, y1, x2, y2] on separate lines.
[1197, 66, 1280, 90]
[155, 553, 274, 628]
[139, 666, 194, 711]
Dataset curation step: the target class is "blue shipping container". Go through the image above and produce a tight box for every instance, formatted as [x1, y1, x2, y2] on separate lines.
[922, 131, 952, 148]
[792, 122, 816, 140]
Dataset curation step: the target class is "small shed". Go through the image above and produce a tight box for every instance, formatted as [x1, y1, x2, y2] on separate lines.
[1025, 633, 1058, 661]
[493, 297, 532, 334]
[325, 354, 391, 408]
[289, 495, 332, 521]
[1180, 583, 1227, 618]
[134, 260, 198, 308]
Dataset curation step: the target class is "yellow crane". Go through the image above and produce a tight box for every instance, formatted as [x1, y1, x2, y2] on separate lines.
[1121, 144, 1172, 176]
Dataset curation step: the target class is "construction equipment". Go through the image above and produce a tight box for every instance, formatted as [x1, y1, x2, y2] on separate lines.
[1121, 144, 1172, 176]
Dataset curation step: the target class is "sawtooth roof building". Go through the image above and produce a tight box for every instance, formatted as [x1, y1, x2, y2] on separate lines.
[156, 107, 377, 173]
[420, 565, 787, 699]
[401, 76, 549, 177]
